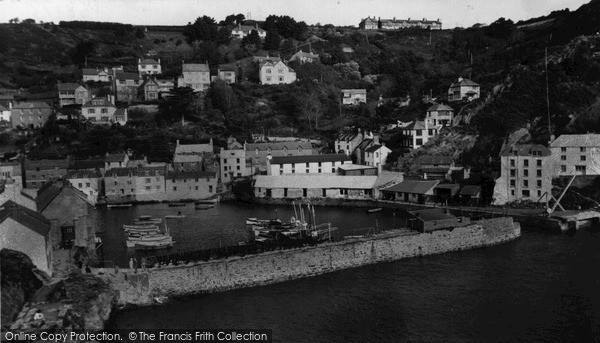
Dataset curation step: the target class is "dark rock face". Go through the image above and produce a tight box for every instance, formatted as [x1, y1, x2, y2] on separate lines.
[1, 249, 44, 325]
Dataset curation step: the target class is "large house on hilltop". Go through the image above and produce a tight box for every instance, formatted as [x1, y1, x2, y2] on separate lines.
[359, 16, 442, 30]
[447, 77, 480, 102]
[178, 63, 210, 91]
[231, 23, 267, 40]
[259, 60, 296, 85]
[341, 89, 367, 105]
[81, 98, 127, 125]
[426, 103, 454, 127]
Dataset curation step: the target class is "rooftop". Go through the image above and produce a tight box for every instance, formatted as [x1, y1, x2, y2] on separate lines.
[382, 180, 440, 194]
[254, 174, 378, 189]
[25, 159, 69, 170]
[12, 101, 51, 109]
[500, 144, 551, 157]
[105, 153, 127, 162]
[460, 185, 481, 196]
[408, 208, 456, 222]
[182, 63, 209, 72]
[82, 98, 116, 108]
[246, 141, 313, 152]
[270, 154, 350, 165]
[0, 200, 50, 237]
[166, 171, 216, 180]
[58, 83, 86, 92]
[341, 89, 367, 95]
[450, 78, 479, 88]
[427, 103, 454, 112]
[419, 155, 454, 165]
[550, 134, 600, 148]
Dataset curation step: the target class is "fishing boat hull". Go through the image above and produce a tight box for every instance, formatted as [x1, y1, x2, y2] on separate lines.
[168, 203, 186, 207]
[126, 235, 172, 249]
[367, 208, 382, 213]
[195, 204, 214, 210]
[195, 199, 216, 205]
[133, 219, 162, 225]
[107, 204, 132, 208]
[133, 238, 174, 250]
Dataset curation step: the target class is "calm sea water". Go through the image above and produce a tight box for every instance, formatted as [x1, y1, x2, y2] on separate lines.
[102, 203, 600, 342]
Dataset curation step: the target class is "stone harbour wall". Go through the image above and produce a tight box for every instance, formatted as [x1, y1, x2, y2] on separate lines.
[140, 217, 520, 301]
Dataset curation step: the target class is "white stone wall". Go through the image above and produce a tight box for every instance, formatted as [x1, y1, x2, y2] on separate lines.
[0, 218, 51, 276]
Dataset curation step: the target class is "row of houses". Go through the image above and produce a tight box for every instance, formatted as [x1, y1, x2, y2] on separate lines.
[359, 16, 443, 30]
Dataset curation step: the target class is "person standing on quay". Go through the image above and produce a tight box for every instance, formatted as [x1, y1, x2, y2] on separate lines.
[129, 257, 134, 270]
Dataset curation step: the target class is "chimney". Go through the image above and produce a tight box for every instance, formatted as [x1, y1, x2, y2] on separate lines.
[458, 76, 463, 82]
[393, 17, 396, 21]
[138, 58, 141, 64]
[373, 135, 380, 145]
[176, 139, 180, 146]
[238, 23, 241, 30]
[158, 58, 161, 64]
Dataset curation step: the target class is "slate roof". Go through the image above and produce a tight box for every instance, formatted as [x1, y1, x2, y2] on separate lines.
[115, 72, 141, 80]
[134, 167, 166, 177]
[25, 159, 69, 170]
[419, 155, 454, 165]
[246, 141, 313, 152]
[337, 131, 360, 141]
[254, 174, 378, 189]
[70, 159, 104, 170]
[105, 153, 127, 162]
[365, 144, 386, 153]
[427, 103, 453, 112]
[166, 171, 216, 180]
[232, 25, 266, 34]
[82, 98, 116, 108]
[356, 139, 373, 151]
[422, 167, 450, 173]
[338, 164, 377, 171]
[381, 180, 440, 194]
[290, 50, 319, 60]
[460, 185, 481, 197]
[435, 183, 460, 191]
[114, 108, 127, 117]
[550, 134, 600, 148]
[66, 169, 101, 179]
[173, 155, 203, 163]
[35, 182, 63, 212]
[450, 79, 479, 88]
[57, 83, 85, 92]
[270, 154, 350, 165]
[500, 144, 551, 157]
[0, 200, 50, 236]
[0, 104, 8, 111]
[404, 121, 426, 131]
[175, 142, 213, 154]
[182, 64, 209, 72]
[342, 89, 367, 95]
[139, 58, 159, 65]
[12, 101, 51, 109]
[82, 68, 109, 76]
[105, 168, 135, 177]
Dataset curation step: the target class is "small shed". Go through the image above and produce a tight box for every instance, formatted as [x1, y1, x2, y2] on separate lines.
[460, 185, 482, 205]
[381, 180, 439, 204]
[434, 183, 460, 203]
[407, 208, 470, 232]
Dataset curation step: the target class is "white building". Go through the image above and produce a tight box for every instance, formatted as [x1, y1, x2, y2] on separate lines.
[0, 104, 11, 123]
[164, 171, 217, 201]
[550, 134, 600, 176]
[342, 89, 367, 105]
[231, 23, 267, 40]
[448, 77, 480, 102]
[66, 170, 101, 204]
[82, 68, 111, 83]
[178, 63, 210, 91]
[401, 121, 440, 150]
[259, 60, 296, 85]
[220, 138, 250, 183]
[364, 144, 392, 168]
[492, 144, 552, 205]
[267, 154, 351, 175]
[81, 98, 117, 124]
[289, 50, 320, 64]
[426, 103, 454, 127]
[138, 58, 162, 76]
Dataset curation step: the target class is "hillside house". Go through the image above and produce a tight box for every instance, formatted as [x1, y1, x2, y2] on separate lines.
[267, 154, 351, 175]
[426, 103, 454, 127]
[231, 23, 267, 40]
[0, 200, 52, 276]
[342, 89, 367, 105]
[550, 134, 600, 176]
[178, 63, 210, 92]
[138, 58, 162, 76]
[259, 60, 297, 85]
[448, 77, 480, 102]
[401, 121, 440, 150]
[335, 129, 372, 156]
[11, 101, 52, 129]
[358, 16, 379, 30]
[364, 143, 391, 168]
[65, 170, 101, 204]
[114, 72, 141, 102]
[360, 17, 442, 30]
[81, 98, 117, 124]
[289, 50, 320, 64]
[212, 66, 237, 84]
[105, 153, 129, 170]
[492, 144, 552, 205]
[155, 78, 175, 98]
[57, 83, 90, 107]
[82, 68, 111, 82]
[0, 104, 10, 123]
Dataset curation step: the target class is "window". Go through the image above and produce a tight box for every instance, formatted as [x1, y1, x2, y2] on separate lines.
[78, 183, 83, 188]
[536, 159, 542, 167]
[510, 159, 515, 167]
[266, 76, 271, 82]
[523, 180, 529, 187]
[145, 178, 151, 183]
[416, 130, 422, 136]
[538, 190, 542, 197]
[580, 147, 586, 152]
[279, 76, 284, 82]
[101, 108, 108, 114]
[581, 155, 586, 161]
[266, 68, 272, 74]
[576, 165, 586, 173]
[88, 109, 95, 114]
[510, 169, 516, 177]
[523, 169, 529, 177]
[322, 189, 326, 197]
[510, 179, 515, 187]
[523, 159, 529, 167]
[332, 168, 336, 173]
[561, 147, 567, 152]
[145, 186, 151, 190]
[561, 165, 566, 172]
[209, 185, 213, 193]
[237, 166, 240, 170]
[537, 170, 542, 177]
[86, 182, 90, 187]
[173, 187, 177, 191]
[303, 188, 307, 197]
[537, 180, 542, 188]
[416, 138, 423, 145]
[306, 169, 309, 173]
[236, 158, 240, 163]
[522, 189, 530, 197]
[561, 155, 566, 161]
[511, 189, 515, 196]
[195, 186, 198, 190]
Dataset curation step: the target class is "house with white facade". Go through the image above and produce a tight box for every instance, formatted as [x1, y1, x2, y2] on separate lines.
[105, 153, 129, 170]
[81, 98, 117, 124]
[364, 144, 392, 168]
[138, 58, 162, 76]
[342, 89, 367, 105]
[212, 66, 237, 84]
[164, 171, 217, 201]
[231, 23, 267, 40]
[82, 68, 111, 83]
[550, 134, 600, 176]
[289, 50, 320, 64]
[426, 103, 454, 127]
[448, 77, 480, 102]
[178, 63, 210, 91]
[0, 104, 10, 123]
[259, 60, 296, 85]
[267, 154, 351, 175]
[66, 170, 101, 204]
[401, 120, 440, 150]
[335, 129, 372, 156]
[220, 138, 250, 183]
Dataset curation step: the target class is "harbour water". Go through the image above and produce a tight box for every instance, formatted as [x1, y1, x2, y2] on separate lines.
[104, 203, 600, 342]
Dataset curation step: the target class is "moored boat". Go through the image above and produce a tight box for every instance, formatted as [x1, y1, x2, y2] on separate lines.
[107, 204, 132, 208]
[126, 233, 172, 249]
[133, 237, 174, 250]
[367, 208, 382, 213]
[195, 204, 214, 210]
[134, 215, 162, 224]
[195, 199, 217, 205]
[168, 202, 186, 207]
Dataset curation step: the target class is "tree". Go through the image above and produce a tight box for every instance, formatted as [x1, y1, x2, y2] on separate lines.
[22, 18, 36, 25]
[72, 41, 97, 65]
[9, 18, 19, 24]
[263, 30, 281, 51]
[263, 15, 307, 40]
[183, 16, 230, 45]
[156, 87, 201, 125]
[135, 27, 145, 39]
[241, 29, 262, 51]
[207, 80, 239, 128]
[222, 13, 245, 26]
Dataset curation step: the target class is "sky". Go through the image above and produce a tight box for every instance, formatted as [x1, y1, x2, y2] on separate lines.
[0, 0, 591, 28]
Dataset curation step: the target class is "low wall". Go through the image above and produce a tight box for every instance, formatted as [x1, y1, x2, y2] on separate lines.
[108, 217, 519, 305]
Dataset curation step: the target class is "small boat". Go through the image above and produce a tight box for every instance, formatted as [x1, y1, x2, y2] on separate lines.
[134, 215, 162, 224]
[154, 296, 169, 304]
[126, 234, 172, 249]
[195, 204, 214, 210]
[134, 237, 174, 250]
[124, 227, 161, 235]
[367, 208, 382, 213]
[107, 204, 132, 208]
[123, 224, 158, 230]
[165, 214, 186, 219]
[246, 218, 282, 226]
[168, 202, 186, 207]
[195, 199, 216, 205]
